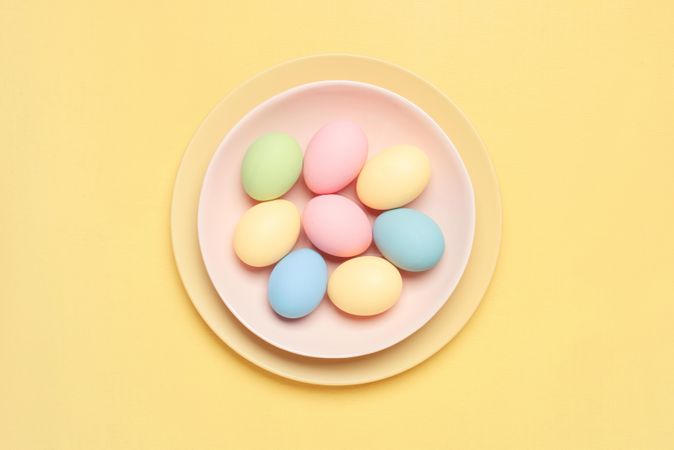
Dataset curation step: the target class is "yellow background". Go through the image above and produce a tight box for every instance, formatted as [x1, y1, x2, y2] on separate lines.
[2, 1, 673, 449]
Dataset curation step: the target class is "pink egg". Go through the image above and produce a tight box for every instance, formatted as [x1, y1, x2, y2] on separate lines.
[303, 120, 368, 194]
[302, 195, 372, 257]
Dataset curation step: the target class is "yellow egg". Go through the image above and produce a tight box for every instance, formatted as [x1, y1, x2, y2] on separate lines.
[233, 199, 300, 267]
[327, 256, 402, 316]
[356, 145, 431, 210]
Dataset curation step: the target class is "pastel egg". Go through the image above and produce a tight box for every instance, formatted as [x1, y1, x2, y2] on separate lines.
[374, 208, 445, 272]
[303, 121, 368, 194]
[233, 199, 300, 267]
[302, 194, 372, 257]
[356, 145, 431, 210]
[268, 248, 328, 319]
[241, 132, 303, 201]
[328, 256, 402, 316]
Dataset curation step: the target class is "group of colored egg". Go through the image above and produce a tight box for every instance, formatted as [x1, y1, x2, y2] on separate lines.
[233, 120, 445, 319]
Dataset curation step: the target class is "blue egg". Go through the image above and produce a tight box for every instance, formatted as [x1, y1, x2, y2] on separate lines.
[373, 208, 445, 272]
[268, 248, 328, 319]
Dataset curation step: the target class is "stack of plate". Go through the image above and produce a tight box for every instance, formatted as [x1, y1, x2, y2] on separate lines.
[171, 55, 501, 386]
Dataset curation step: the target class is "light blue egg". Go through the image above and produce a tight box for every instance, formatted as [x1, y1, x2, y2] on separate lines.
[268, 248, 328, 319]
[373, 208, 445, 272]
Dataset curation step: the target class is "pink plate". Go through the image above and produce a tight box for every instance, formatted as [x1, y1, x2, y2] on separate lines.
[197, 81, 475, 359]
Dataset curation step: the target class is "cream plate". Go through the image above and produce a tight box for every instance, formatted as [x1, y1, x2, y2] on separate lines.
[171, 55, 501, 384]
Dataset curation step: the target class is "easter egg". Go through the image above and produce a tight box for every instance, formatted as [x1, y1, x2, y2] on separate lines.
[268, 248, 328, 319]
[327, 256, 402, 316]
[233, 199, 300, 267]
[302, 194, 372, 257]
[240, 132, 302, 201]
[303, 120, 368, 194]
[373, 208, 445, 272]
[356, 145, 431, 210]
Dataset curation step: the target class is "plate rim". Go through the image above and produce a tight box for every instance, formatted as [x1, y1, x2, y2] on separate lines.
[170, 53, 502, 385]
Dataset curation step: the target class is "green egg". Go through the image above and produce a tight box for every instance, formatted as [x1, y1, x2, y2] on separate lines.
[241, 132, 303, 201]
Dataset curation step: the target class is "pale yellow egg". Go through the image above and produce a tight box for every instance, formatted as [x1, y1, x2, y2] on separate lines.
[327, 256, 402, 316]
[233, 199, 300, 267]
[356, 145, 431, 210]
